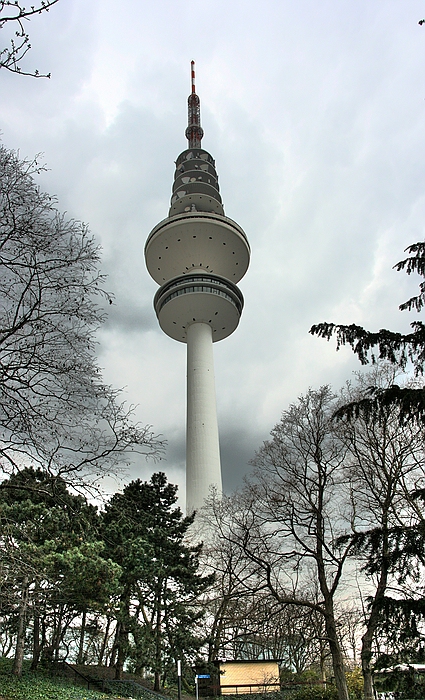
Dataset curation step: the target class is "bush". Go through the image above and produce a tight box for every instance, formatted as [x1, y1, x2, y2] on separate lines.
[345, 668, 363, 700]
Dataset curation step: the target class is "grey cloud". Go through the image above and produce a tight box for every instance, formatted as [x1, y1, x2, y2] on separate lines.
[1, 0, 424, 505]
[219, 425, 265, 493]
[104, 300, 157, 334]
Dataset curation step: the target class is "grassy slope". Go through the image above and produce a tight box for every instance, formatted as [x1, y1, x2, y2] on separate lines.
[0, 659, 121, 700]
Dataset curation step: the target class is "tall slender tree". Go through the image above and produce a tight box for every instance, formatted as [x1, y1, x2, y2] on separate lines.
[210, 387, 352, 700]
[335, 368, 425, 700]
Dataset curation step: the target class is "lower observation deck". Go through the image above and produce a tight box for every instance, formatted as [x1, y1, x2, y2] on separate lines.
[154, 273, 244, 343]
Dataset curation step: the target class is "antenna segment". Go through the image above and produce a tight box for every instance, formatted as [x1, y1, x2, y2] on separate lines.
[185, 60, 204, 148]
[191, 59, 196, 94]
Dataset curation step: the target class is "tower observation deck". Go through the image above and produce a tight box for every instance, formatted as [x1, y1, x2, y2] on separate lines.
[145, 62, 250, 514]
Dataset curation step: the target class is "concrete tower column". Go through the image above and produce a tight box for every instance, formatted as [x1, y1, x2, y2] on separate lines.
[186, 321, 222, 514]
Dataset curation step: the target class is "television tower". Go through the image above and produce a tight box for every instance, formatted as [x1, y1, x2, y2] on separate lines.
[145, 62, 250, 514]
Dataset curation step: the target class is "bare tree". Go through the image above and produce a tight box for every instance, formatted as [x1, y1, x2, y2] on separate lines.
[199, 522, 327, 673]
[337, 367, 425, 700]
[337, 604, 363, 668]
[210, 387, 352, 700]
[0, 145, 162, 487]
[197, 523, 261, 664]
[0, 1, 59, 77]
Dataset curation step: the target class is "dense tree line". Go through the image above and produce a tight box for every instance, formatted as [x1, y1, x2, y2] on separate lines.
[201, 367, 425, 700]
[171, 239, 425, 699]
[0, 469, 211, 685]
[194, 241, 425, 700]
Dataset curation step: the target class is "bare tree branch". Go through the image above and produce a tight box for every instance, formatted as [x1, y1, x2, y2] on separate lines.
[0, 0, 60, 77]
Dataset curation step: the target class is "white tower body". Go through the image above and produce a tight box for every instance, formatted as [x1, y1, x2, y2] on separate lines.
[145, 63, 250, 513]
[186, 322, 221, 513]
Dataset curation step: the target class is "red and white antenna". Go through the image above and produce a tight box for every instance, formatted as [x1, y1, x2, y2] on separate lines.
[186, 60, 204, 148]
[191, 59, 196, 94]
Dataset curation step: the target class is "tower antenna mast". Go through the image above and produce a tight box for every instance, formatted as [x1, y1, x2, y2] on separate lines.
[185, 60, 204, 148]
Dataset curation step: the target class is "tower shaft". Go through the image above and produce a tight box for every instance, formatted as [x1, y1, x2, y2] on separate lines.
[186, 322, 222, 514]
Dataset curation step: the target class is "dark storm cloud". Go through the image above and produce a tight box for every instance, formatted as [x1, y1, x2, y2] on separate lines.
[219, 425, 266, 493]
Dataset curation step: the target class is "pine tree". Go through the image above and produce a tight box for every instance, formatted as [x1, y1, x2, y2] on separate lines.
[102, 473, 213, 688]
[310, 241, 425, 423]
[0, 468, 119, 676]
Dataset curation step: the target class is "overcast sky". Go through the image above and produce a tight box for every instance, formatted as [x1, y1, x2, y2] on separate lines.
[1, 0, 425, 507]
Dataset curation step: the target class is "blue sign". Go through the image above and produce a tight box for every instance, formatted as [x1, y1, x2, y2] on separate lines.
[198, 675, 210, 679]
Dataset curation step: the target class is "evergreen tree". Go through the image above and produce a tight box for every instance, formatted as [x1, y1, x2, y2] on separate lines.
[102, 472, 213, 688]
[0, 468, 119, 676]
[311, 243, 425, 694]
[310, 241, 425, 424]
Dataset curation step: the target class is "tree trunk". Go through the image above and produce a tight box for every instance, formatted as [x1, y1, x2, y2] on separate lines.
[319, 642, 327, 684]
[208, 596, 229, 662]
[317, 545, 349, 700]
[323, 606, 349, 700]
[115, 590, 130, 680]
[108, 621, 119, 668]
[98, 616, 111, 666]
[362, 648, 374, 700]
[115, 623, 127, 680]
[30, 605, 41, 671]
[51, 604, 64, 664]
[361, 597, 384, 700]
[12, 576, 29, 677]
[315, 483, 349, 700]
[2, 632, 14, 659]
[77, 609, 87, 665]
[154, 584, 162, 692]
[30, 582, 41, 670]
[361, 518, 390, 700]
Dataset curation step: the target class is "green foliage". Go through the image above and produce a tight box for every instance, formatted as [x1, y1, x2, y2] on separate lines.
[336, 523, 425, 583]
[309, 322, 425, 375]
[344, 668, 363, 700]
[0, 468, 122, 674]
[310, 241, 425, 425]
[0, 658, 110, 700]
[284, 689, 338, 700]
[310, 240, 425, 688]
[375, 666, 425, 699]
[280, 671, 322, 686]
[333, 383, 425, 426]
[102, 679, 155, 699]
[102, 472, 214, 684]
[0, 467, 120, 610]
